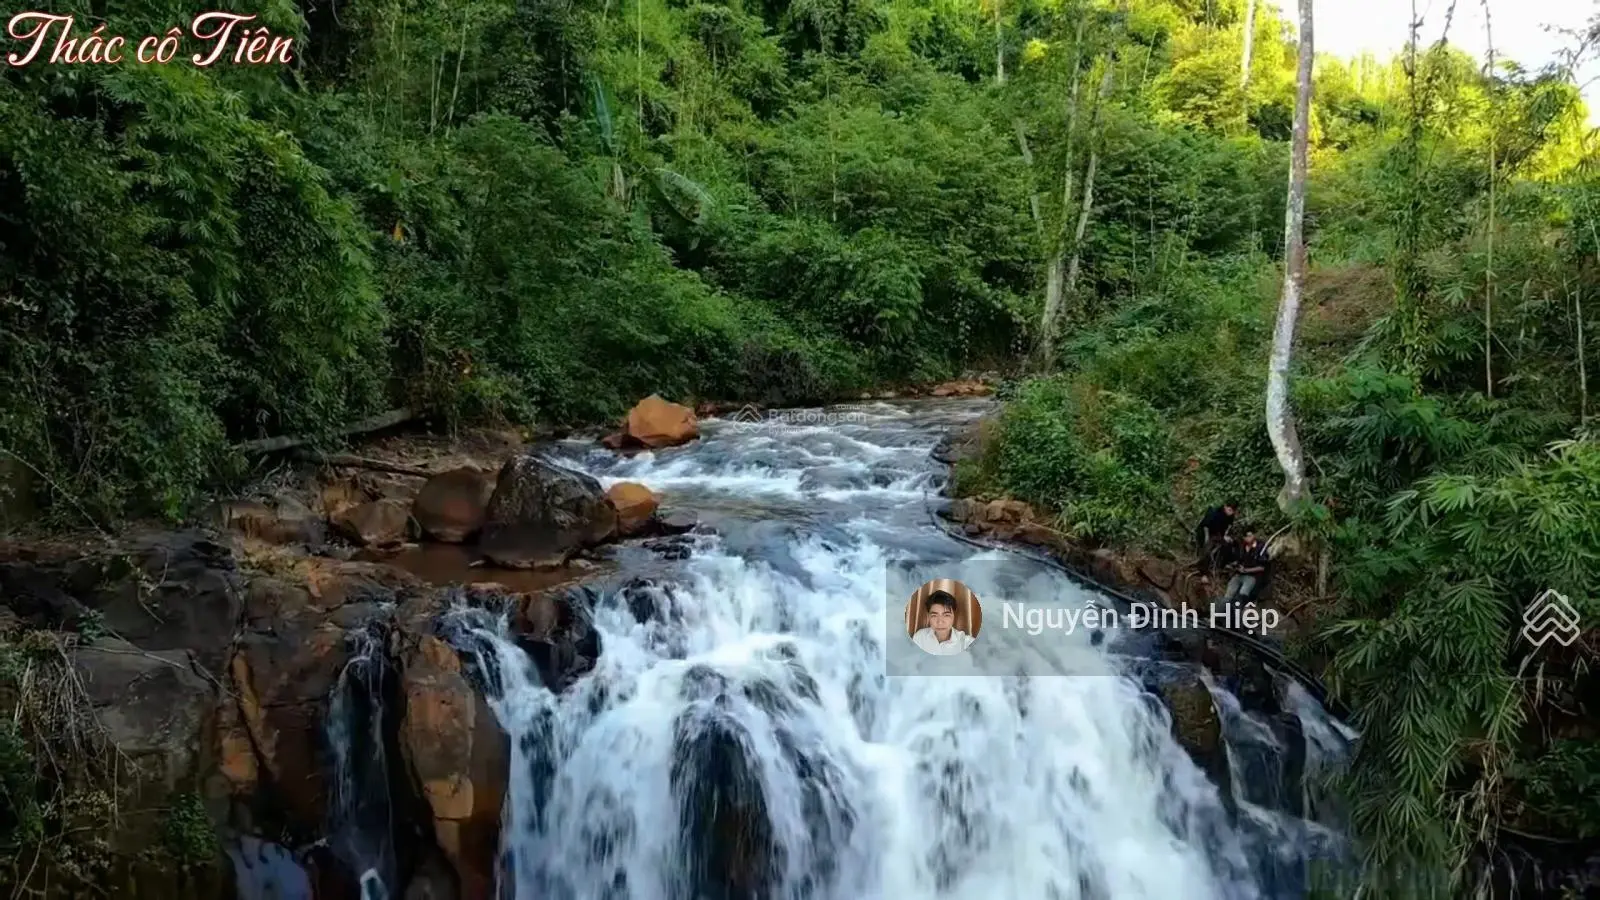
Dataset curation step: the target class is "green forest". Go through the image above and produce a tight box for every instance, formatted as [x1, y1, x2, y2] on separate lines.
[1, 0, 1598, 895]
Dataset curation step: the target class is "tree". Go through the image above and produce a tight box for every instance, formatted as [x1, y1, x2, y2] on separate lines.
[1240, 0, 1257, 90]
[1266, 0, 1312, 508]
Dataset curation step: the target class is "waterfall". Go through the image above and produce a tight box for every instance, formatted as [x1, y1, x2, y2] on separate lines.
[325, 620, 400, 900]
[431, 399, 1356, 899]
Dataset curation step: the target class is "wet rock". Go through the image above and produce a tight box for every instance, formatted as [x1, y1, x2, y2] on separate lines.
[642, 534, 695, 560]
[413, 467, 497, 544]
[227, 835, 317, 900]
[607, 481, 660, 536]
[930, 415, 996, 465]
[331, 498, 414, 548]
[400, 635, 507, 900]
[1158, 673, 1234, 813]
[230, 622, 350, 827]
[941, 497, 977, 523]
[479, 455, 618, 569]
[656, 510, 698, 535]
[673, 701, 780, 899]
[403, 853, 462, 900]
[513, 587, 602, 691]
[622, 394, 699, 449]
[599, 432, 627, 451]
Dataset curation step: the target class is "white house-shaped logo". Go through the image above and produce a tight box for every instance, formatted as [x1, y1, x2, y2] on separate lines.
[729, 404, 764, 424]
[1522, 589, 1581, 649]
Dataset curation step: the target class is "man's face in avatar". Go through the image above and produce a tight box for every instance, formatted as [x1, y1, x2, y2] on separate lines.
[927, 602, 955, 639]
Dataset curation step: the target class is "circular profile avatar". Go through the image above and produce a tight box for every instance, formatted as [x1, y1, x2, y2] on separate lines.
[906, 579, 983, 656]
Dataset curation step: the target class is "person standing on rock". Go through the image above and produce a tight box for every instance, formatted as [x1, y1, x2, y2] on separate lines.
[911, 591, 975, 655]
[1193, 500, 1239, 584]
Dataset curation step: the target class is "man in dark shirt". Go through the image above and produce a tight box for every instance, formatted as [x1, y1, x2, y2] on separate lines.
[1193, 500, 1239, 582]
[1221, 528, 1270, 602]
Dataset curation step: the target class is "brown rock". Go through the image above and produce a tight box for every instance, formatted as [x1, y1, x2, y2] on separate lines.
[220, 497, 325, 546]
[230, 623, 350, 826]
[622, 394, 699, 449]
[1137, 556, 1179, 590]
[983, 499, 1032, 524]
[216, 692, 259, 796]
[414, 467, 497, 543]
[600, 432, 627, 451]
[319, 477, 375, 518]
[401, 635, 508, 900]
[929, 379, 992, 398]
[1013, 522, 1062, 550]
[331, 497, 413, 548]
[1089, 549, 1122, 587]
[479, 455, 617, 569]
[607, 482, 660, 536]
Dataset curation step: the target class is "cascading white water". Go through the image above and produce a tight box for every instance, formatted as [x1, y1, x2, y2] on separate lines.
[443, 399, 1349, 900]
[325, 621, 399, 900]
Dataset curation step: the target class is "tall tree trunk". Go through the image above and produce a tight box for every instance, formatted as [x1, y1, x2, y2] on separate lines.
[1038, 52, 1113, 367]
[1267, 0, 1313, 509]
[1064, 65, 1115, 298]
[1240, 0, 1257, 89]
[995, 0, 1006, 84]
[1482, 0, 1496, 397]
[1014, 120, 1042, 231]
[1578, 282, 1590, 424]
[1033, 17, 1088, 369]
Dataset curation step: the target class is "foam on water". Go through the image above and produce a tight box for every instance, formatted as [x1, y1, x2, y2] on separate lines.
[443, 399, 1347, 900]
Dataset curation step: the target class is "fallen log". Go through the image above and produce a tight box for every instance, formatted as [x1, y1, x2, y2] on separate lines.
[234, 408, 416, 455]
[289, 450, 433, 478]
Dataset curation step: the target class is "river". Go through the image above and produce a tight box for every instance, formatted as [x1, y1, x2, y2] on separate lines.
[434, 397, 1352, 900]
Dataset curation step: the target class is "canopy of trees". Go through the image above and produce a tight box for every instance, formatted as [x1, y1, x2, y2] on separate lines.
[3, 0, 1598, 894]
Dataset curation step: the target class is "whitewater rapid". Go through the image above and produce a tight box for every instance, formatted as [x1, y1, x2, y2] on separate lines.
[442, 399, 1348, 900]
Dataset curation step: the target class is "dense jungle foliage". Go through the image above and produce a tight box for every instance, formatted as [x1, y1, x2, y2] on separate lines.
[1, 0, 1597, 894]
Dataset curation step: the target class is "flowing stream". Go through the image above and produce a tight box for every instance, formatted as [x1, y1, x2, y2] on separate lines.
[435, 398, 1354, 900]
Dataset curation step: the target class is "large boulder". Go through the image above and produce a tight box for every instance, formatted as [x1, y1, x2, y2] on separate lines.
[216, 496, 325, 547]
[224, 564, 417, 827]
[72, 636, 216, 812]
[606, 482, 660, 536]
[622, 394, 699, 449]
[1158, 673, 1234, 812]
[331, 498, 413, 548]
[0, 531, 244, 673]
[479, 456, 618, 569]
[413, 467, 497, 544]
[399, 635, 508, 900]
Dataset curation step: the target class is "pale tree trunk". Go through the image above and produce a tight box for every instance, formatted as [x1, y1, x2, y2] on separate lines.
[1038, 53, 1114, 367]
[1240, 0, 1257, 89]
[995, 0, 1005, 84]
[1014, 120, 1042, 231]
[1034, 17, 1088, 368]
[1482, 0, 1496, 397]
[1579, 283, 1590, 424]
[1267, 0, 1313, 509]
[1064, 64, 1115, 302]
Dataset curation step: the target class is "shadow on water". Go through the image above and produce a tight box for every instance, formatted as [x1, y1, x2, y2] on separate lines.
[358, 541, 615, 593]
